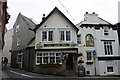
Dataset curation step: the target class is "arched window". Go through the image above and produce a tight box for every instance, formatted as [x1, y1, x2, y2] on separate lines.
[86, 34, 94, 47]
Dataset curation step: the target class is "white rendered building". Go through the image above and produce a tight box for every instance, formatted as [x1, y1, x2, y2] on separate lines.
[77, 12, 119, 76]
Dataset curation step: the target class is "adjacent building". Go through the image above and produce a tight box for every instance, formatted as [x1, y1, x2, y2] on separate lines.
[11, 13, 36, 70]
[77, 12, 119, 75]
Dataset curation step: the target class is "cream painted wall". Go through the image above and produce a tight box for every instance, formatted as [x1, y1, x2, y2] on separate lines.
[35, 10, 77, 49]
[77, 27, 99, 75]
[96, 28, 119, 75]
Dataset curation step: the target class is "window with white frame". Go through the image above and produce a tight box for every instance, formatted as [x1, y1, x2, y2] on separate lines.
[60, 30, 71, 42]
[107, 61, 114, 72]
[107, 66, 114, 72]
[103, 27, 109, 35]
[16, 25, 20, 33]
[104, 41, 113, 55]
[42, 30, 53, 42]
[36, 52, 62, 65]
[17, 36, 21, 46]
[17, 53, 22, 63]
[77, 35, 81, 44]
[86, 51, 92, 60]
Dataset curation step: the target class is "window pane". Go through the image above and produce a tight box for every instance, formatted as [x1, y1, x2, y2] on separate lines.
[43, 57, 48, 64]
[107, 67, 113, 72]
[60, 31, 64, 41]
[48, 31, 53, 41]
[56, 53, 61, 56]
[50, 57, 55, 63]
[104, 42, 107, 55]
[110, 44, 113, 55]
[77, 35, 81, 44]
[66, 31, 71, 41]
[87, 52, 91, 60]
[104, 27, 109, 35]
[42, 31, 47, 41]
[56, 57, 62, 63]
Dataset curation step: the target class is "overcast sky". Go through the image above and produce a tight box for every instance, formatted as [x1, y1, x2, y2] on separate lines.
[6, 0, 120, 30]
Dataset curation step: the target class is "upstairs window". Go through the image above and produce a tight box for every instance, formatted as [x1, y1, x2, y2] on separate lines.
[16, 25, 20, 33]
[60, 30, 71, 42]
[17, 36, 21, 47]
[104, 27, 109, 35]
[77, 35, 81, 44]
[42, 30, 53, 42]
[86, 34, 94, 47]
[104, 41, 113, 55]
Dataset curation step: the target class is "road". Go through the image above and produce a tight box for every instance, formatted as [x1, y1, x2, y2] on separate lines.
[2, 67, 120, 80]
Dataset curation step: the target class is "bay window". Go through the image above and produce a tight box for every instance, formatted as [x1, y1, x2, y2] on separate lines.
[36, 53, 62, 65]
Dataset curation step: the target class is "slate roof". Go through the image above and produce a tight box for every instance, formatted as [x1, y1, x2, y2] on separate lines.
[34, 7, 79, 32]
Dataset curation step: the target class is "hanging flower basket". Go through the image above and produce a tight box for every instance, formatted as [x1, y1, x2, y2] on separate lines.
[76, 53, 83, 57]
[36, 43, 44, 48]
[39, 63, 62, 67]
[61, 54, 68, 60]
[78, 59, 84, 63]
[86, 61, 93, 65]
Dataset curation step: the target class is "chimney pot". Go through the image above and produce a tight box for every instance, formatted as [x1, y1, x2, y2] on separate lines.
[93, 12, 95, 14]
[42, 14, 45, 21]
[86, 12, 88, 14]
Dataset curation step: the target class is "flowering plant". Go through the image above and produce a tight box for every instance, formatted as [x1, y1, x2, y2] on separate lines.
[61, 54, 68, 60]
[78, 59, 84, 63]
[36, 43, 44, 48]
[39, 63, 62, 67]
[76, 53, 83, 57]
[86, 61, 93, 65]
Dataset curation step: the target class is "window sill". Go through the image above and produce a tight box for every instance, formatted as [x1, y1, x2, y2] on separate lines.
[107, 72, 115, 74]
[36, 63, 62, 67]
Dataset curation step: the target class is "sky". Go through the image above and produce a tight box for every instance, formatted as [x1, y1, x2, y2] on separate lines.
[6, 0, 120, 30]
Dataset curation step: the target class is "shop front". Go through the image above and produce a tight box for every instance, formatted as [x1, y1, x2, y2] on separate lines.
[34, 48, 78, 75]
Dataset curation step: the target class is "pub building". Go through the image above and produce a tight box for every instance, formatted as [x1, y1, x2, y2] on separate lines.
[34, 7, 79, 75]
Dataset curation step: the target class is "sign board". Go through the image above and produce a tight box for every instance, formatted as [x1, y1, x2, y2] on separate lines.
[93, 50, 96, 56]
[44, 44, 70, 47]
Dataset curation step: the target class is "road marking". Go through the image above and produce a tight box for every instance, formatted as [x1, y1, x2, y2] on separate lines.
[10, 70, 32, 77]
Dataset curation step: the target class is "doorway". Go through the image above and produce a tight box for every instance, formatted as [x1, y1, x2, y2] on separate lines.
[66, 53, 73, 70]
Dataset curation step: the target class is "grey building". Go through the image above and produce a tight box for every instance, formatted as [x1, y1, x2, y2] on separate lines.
[11, 13, 36, 70]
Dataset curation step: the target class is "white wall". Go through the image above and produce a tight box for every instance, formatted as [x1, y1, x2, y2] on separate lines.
[3, 29, 13, 65]
[35, 10, 77, 49]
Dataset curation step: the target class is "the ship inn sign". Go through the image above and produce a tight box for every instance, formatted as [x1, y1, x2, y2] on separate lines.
[44, 43, 78, 47]
[44, 44, 70, 47]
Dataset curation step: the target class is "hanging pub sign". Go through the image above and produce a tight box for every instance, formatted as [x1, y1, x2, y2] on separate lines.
[44, 44, 70, 47]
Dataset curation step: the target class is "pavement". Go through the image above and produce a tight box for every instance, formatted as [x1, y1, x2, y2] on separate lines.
[1, 66, 120, 80]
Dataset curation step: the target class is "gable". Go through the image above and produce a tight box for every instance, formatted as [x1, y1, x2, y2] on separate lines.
[35, 7, 78, 32]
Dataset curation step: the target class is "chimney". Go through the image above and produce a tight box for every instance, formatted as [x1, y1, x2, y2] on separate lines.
[93, 12, 95, 14]
[42, 14, 45, 21]
[86, 12, 88, 14]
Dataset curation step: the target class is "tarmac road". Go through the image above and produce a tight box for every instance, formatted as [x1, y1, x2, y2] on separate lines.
[2, 66, 120, 80]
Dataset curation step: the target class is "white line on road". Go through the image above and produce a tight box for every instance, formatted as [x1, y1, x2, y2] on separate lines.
[10, 70, 32, 77]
